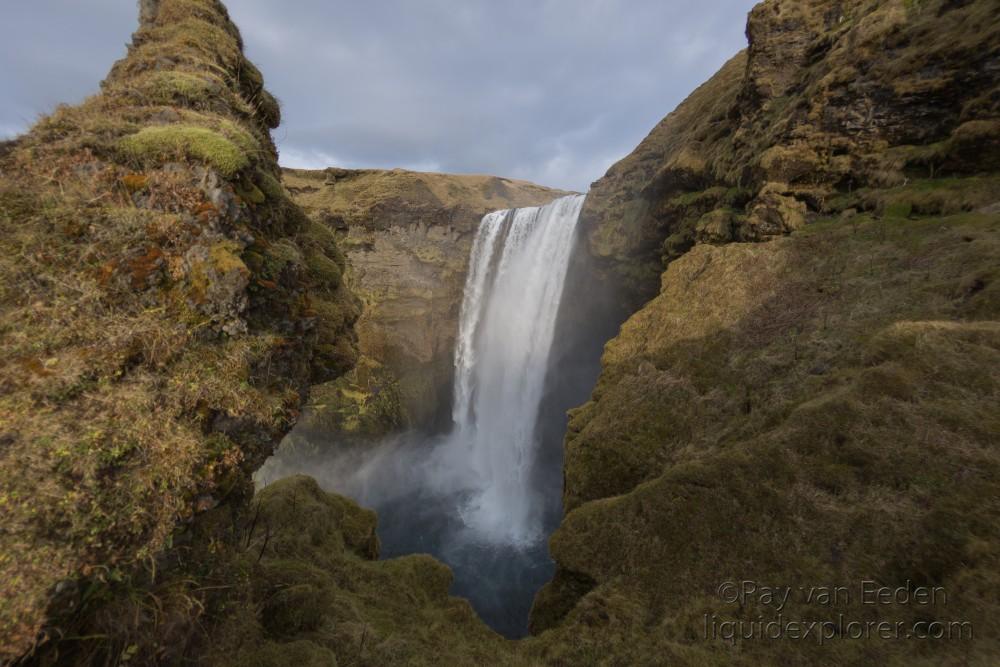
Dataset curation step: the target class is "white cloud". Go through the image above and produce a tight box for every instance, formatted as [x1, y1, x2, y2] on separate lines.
[2, 0, 758, 190]
[277, 145, 342, 171]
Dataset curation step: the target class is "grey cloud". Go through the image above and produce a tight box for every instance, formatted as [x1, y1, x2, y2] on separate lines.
[1, 0, 757, 190]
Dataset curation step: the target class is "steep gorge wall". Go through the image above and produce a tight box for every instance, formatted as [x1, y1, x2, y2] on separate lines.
[282, 168, 567, 440]
[528, 1, 1000, 664]
[581, 0, 1000, 306]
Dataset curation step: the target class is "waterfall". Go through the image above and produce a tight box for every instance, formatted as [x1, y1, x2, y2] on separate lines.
[443, 193, 586, 547]
[256, 193, 591, 635]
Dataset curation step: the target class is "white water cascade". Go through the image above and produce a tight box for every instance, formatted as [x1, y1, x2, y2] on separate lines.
[440, 193, 586, 547]
[255, 193, 590, 635]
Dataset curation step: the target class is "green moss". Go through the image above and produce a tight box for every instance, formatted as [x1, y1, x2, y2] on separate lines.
[304, 247, 343, 287]
[119, 125, 249, 177]
[235, 178, 266, 205]
[255, 89, 282, 129]
[216, 118, 260, 155]
[131, 70, 219, 106]
[150, 18, 242, 68]
[256, 171, 285, 201]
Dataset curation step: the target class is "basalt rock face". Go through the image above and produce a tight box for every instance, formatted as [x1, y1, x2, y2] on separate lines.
[0, 1, 358, 661]
[580, 0, 1000, 306]
[282, 168, 567, 440]
[531, 0, 1000, 664]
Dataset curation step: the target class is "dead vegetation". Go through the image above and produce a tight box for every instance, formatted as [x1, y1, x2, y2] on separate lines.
[0, 0, 356, 661]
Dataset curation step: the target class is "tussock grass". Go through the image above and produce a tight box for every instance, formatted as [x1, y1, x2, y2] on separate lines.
[0, 0, 357, 661]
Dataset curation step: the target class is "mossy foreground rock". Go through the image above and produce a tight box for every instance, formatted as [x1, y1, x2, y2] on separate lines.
[0, 0, 358, 660]
[200, 475, 516, 667]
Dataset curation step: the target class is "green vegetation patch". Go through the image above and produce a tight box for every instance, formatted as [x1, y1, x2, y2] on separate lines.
[119, 125, 249, 177]
[129, 70, 220, 106]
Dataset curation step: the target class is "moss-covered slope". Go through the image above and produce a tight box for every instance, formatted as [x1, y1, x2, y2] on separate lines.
[0, 0, 358, 660]
[532, 0, 1000, 664]
[532, 203, 1000, 665]
[199, 475, 520, 667]
[582, 0, 1000, 305]
[283, 168, 568, 439]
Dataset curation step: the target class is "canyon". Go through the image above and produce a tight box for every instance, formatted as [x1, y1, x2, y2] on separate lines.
[0, 0, 998, 665]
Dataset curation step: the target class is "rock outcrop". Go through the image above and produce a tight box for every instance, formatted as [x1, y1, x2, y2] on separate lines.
[581, 0, 1000, 306]
[282, 168, 567, 439]
[0, 0, 357, 660]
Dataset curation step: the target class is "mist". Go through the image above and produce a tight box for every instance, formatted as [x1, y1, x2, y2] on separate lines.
[256, 195, 627, 636]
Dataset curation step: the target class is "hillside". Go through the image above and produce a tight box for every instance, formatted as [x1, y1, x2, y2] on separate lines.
[532, 0, 1000, 664]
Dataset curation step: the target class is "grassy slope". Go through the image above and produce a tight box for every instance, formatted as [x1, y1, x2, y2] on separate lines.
[529, 202, 1000, 666]
[529, 0, 1000, 664]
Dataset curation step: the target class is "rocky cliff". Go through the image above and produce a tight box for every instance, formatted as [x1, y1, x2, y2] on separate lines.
[282, 167, 567, 440]
[531, 0, 1000, 664]
[581, 0, 999, 306]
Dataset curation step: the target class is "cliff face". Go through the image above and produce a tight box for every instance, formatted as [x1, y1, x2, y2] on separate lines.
[282, 168, 567, 439]
[530, 0, 1000, 664]
[581, 0, 999, 305]
[0, 1, 358, 660]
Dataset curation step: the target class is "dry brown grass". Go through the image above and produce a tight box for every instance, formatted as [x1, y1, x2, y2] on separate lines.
[0, 0, 355, 661]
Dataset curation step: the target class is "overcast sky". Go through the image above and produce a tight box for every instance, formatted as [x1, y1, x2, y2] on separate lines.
[0, 1, 756, 191]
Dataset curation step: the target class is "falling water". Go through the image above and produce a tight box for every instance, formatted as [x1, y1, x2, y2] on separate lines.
[444, 194, 586, 546]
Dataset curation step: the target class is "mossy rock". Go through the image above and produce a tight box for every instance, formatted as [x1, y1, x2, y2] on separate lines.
[256, 475, 379, 561]
[130, 70, 222, 106]
[119, 125, 249, 177]
[253, 560, 338, 637]
[694, 208, 737, 244]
